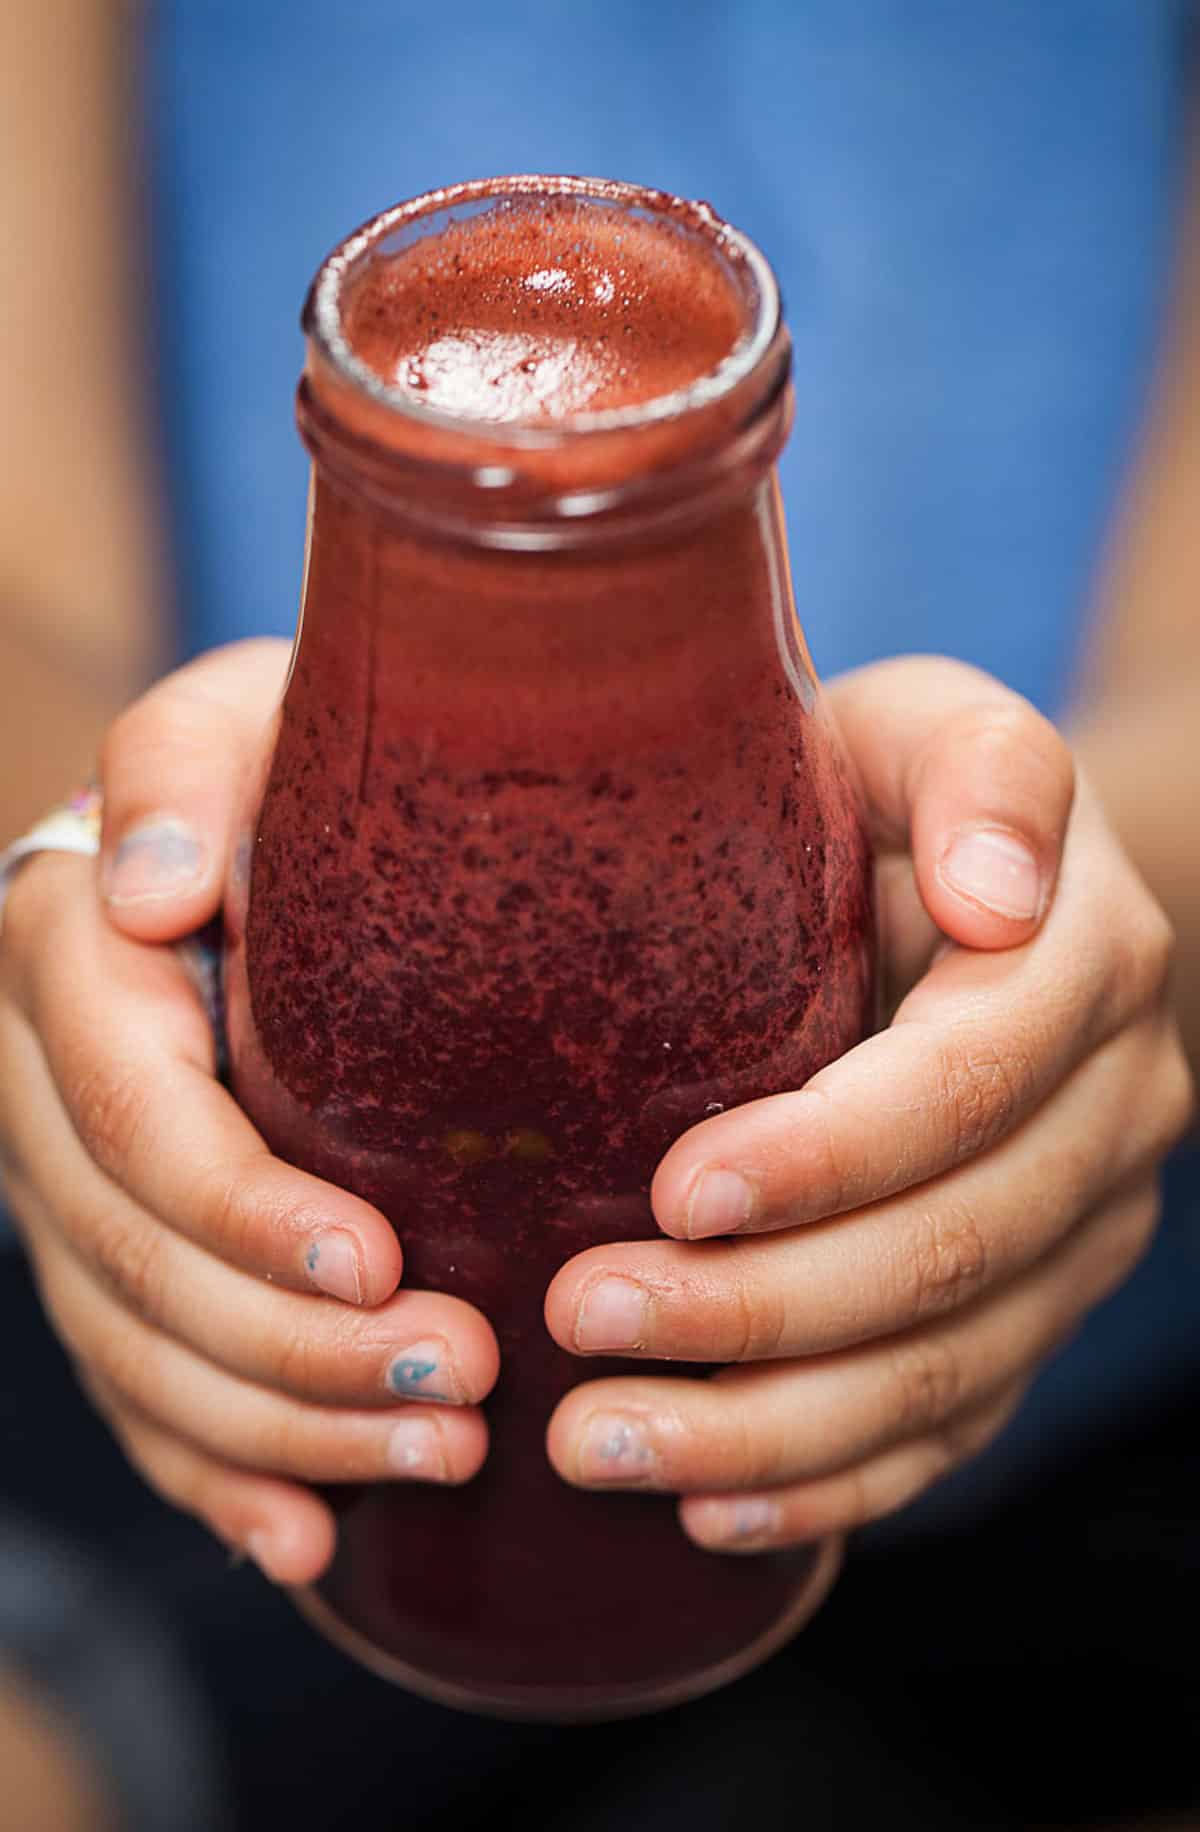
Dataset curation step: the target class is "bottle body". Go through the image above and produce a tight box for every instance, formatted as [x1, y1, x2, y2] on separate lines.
[222, 179, 876, 1718]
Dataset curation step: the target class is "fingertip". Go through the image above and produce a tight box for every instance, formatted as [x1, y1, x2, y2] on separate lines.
[394, 1293, 501, 1401]
[543, 1394, 576, 1482]
[542, 1383, 637, 1487]
[100, 814, 224, 941]
[651, 1120, 758, 1240]
[302, 1207, 403, 1309]
[302, 1227, 378, 1306]
[243, 1497, 337, 1585]
[912, 704, 1074, 952]
[649, 1144, 702, 1240]
[437, 1408, 491, 1484]
[473, 1323, 503, 1401]
[357, 1232, 405, 1308]
[677, 1494, 781, 1553]
[928, 822, 1050, 950]
[541, 1247, 607, 1350]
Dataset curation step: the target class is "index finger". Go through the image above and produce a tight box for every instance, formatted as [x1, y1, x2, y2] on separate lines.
[7, 854, 403, 1304]
[828, 656, 1076, 948]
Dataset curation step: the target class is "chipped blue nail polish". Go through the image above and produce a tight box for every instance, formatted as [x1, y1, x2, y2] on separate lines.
[387, 1344, 457, 1404]
[579, 1413, 656, 1481]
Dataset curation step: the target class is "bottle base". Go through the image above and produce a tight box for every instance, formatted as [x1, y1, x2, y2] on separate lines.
[291, 1534, 842, 1723]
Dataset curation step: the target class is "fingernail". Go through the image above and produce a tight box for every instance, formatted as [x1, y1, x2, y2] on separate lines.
[387, 1417, 446, 1479]
[304, 1230, 363, 1304]
[686, 1168, 755, 1240]
[940, 826, 1041, 922]
[386, 1340, 463, 1404]
[245, 1529, 286, 1582]
[575, 1276, 649, 1352]
[578, 1412, 658, 1484]
[104, 818, 206, 905]
[688, 1496, 780, 1547]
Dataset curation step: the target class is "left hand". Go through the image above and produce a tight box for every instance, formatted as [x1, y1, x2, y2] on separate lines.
[543, 657, 1196, 1551]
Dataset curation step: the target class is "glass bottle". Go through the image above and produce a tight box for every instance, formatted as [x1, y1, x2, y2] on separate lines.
[222, 176, 876, 1721]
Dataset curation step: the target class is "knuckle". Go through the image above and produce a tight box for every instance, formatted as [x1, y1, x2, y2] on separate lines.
[272, 1326, 324, 1396]
[939, 1398, 1010, 1466]
[735, 1414, 788, 1489]
[95, 1319, 162, 1412]
[717, 1265, 789, 1361]
[66, 1058, 153, 1180]
[889, 1334, 964, 1434]
[261, 1404, 322, 1480]
[945, 699, 1072, 797]
[1105, 898, 1175, 1024]
[89, 1209, 168, 1321]
[905, 1200, 990, 1320]
[935, 1032, 1033, 1163]
[696, 1396, 780, 1490]
[205, 1158, 267, 1265]
[796, 1086, 859, 1214]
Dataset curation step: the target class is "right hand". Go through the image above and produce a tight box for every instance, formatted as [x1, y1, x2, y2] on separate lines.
[0, 640, 500, 1583]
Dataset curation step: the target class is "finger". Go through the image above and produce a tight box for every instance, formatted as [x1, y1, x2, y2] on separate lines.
[87, 1371, 337, 1584]
[875, 852, 941, 1022]
[7, 864, 403, 1302]
[98, 638, 290, 941]
[547, 1181, 1159, 1495]
[678, 1384, 1026, 1553]
[549, 1011, 1193, 1361]
[36, 1229, 490, 1486]
[6, 1109, 497, 1408]
[651, 786, 1176, 1239]
[828, 656, 1075, 948]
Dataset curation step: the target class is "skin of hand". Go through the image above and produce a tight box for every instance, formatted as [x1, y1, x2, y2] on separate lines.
[0, 642, 500, 1585]
[0, 643, 1191, 1578]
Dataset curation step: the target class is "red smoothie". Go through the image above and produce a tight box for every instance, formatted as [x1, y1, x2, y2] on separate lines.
[340, 194, 746, 419]
[223, 178, 875, 1719]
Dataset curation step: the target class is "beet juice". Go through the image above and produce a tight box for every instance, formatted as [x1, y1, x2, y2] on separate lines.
[222, 177, 876, 1719]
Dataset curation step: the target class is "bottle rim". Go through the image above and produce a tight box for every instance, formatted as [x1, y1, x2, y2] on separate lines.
[302, 174, 783, 451]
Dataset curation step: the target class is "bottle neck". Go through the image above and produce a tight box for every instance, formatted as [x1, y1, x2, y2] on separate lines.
[296, 333, 793, 552]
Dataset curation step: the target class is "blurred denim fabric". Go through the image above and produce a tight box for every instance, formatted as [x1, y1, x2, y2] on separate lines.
[0, 1518, 231, 1831]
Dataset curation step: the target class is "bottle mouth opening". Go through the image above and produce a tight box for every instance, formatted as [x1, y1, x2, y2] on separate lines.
[304, 175, 782, 449]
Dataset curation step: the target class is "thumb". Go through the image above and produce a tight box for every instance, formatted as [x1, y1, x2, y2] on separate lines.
[826, 655, 1076, 951]
[99, 638, 291, 942]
